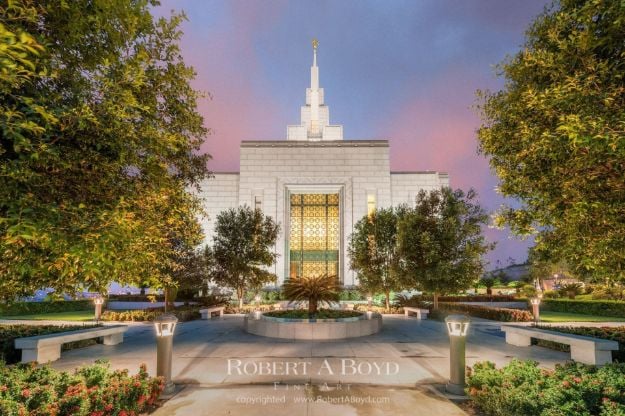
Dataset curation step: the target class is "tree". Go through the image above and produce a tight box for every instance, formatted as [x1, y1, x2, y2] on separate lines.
[476, 0, 625, 283]
[212, 206, 279, 308]
[348, 207, 406, 311]
[282, 274, 339, 315]
[0, 1, 210, 300]
[163, 244, 213, 310]
[479, 277, 496, 296]
[397, 188, 493, 309]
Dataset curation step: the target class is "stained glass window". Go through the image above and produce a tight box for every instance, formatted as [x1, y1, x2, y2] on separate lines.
[289, 193, 340, 280]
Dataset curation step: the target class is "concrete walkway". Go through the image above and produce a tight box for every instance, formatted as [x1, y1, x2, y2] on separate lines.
[39, 314, 591, 415]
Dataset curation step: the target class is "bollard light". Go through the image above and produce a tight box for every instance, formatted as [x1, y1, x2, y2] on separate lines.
[253, 310, 262, 320]
[530, 297, 541, 323]
[366, 310, 373, 320]
[154, 313, 178, 395]
[93, 296, 104, 322]
[444, 315, 470, 395]
[367, 295, 373, 309]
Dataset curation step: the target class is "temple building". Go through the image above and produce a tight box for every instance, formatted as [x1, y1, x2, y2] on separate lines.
[199, 41, 449, 286]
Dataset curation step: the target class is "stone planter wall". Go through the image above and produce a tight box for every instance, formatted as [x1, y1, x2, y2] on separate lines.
[244, 312, 382, 340]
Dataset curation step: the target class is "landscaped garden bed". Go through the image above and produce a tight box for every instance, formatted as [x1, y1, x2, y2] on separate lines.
[467, 359, 625, 415]
[0, 325, 101, 365]
[0, 359, 163, 415]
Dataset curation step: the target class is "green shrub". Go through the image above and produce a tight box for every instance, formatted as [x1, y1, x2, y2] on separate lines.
[396, 294, 518, 306]
[0, 360, 163, 415]
[353, 304, 402, 314]
[101, 305, 201, 322]
[536, 325, 625, 362]
[467, 359, 625, 416]
[196, 293, 230, 307]
[339, 289, 365, 301]
[435, 302, 533, 322]
[0, 300, 93, 316]
[259, 289, 283, 302]
[107, 294, 165, 302]
[590, 285, 625, 301]
[542, 299, 625, 318]
[0, 325, 101, 365]
[224, 304, 280, 314]
[542, 290, 560, 299]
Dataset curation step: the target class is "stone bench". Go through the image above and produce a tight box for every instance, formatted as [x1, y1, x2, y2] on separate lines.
[200, 306, 224, 319]
[15, 325, 128, 363]
[501, 325, 619, 365]
[403, 307, 429, 319]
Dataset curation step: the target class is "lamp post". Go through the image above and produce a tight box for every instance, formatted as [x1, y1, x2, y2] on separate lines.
[93, 296, 104, 322]
[445, 315, 470, 395]
[530, 297, 541, 323]
[154, 313, 178, 395]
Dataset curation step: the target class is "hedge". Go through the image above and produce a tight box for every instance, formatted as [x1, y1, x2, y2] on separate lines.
[434, 302, 533, 322]
[467, 359, 625, 416]
[541, 299, 625, 318]
[0, 300, 93, 316]
[101, 305, 201, 322]
[0, 325, 101, 365]
[536, 325, 625, 362]
[0, 360, 162, 415]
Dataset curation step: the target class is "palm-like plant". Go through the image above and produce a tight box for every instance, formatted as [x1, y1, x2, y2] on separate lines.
[282, 274, 340, 315]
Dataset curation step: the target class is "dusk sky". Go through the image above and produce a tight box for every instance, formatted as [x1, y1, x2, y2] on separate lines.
[155, 0, 550, 270]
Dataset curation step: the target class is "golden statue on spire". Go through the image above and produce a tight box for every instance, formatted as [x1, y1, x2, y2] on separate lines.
[312, 38, 319, 50]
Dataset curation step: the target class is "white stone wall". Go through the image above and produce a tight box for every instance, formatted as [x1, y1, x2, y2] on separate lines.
[198, 142, 450, 287]
[237, 140, 391, 286]
[390, 172, 450, 206]
[198, 173, 239, 244]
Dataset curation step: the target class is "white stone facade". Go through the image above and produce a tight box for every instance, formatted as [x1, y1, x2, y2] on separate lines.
[198, 42, 449, 286]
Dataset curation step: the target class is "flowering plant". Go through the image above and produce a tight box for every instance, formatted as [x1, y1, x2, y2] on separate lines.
[467, 359, 625, 415]
[0, 360, 163, 415]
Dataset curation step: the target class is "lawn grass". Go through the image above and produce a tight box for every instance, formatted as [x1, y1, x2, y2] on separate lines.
[539, 311, 625, 322]
[0, 310, 95, 322]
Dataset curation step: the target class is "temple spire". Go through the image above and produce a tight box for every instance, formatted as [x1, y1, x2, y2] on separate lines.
[286, 39, 343, 141]
[309, 38, 320, 136]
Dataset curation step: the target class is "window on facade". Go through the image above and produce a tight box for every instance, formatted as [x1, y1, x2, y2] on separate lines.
[289, 193, 340, 280]
[254, 195, 263, 211]
[367, 193, 376, 217]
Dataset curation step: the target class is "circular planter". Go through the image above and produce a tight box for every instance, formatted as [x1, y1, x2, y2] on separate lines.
[244, 311, 382, 340]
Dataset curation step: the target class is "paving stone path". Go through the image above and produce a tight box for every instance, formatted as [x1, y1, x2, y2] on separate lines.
[43, 315, 586, 415]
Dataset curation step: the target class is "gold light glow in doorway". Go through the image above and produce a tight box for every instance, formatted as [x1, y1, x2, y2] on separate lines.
[289, 193, 339, 279]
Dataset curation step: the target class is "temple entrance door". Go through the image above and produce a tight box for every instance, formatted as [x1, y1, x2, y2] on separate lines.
[288, 193, 340, 280]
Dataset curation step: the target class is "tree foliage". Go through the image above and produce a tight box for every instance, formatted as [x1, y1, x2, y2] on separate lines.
[348, 207, 407, 310]
[212, 206, 279, 307]
[476, 0, 625, 282]
[0, 0, 209, 299]
[397, 188, 493, 308]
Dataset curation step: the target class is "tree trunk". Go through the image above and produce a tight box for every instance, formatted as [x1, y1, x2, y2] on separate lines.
[164, 288, 169, 313]
[237, 287, 244, 309]
[486, 287, 493, 296]
[385, 291, 391, 312]
[309, 299, 317, 315]
[433, 292, 439, 310]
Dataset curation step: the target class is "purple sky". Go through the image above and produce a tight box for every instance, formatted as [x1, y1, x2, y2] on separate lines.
[155, 0, 549, 270]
